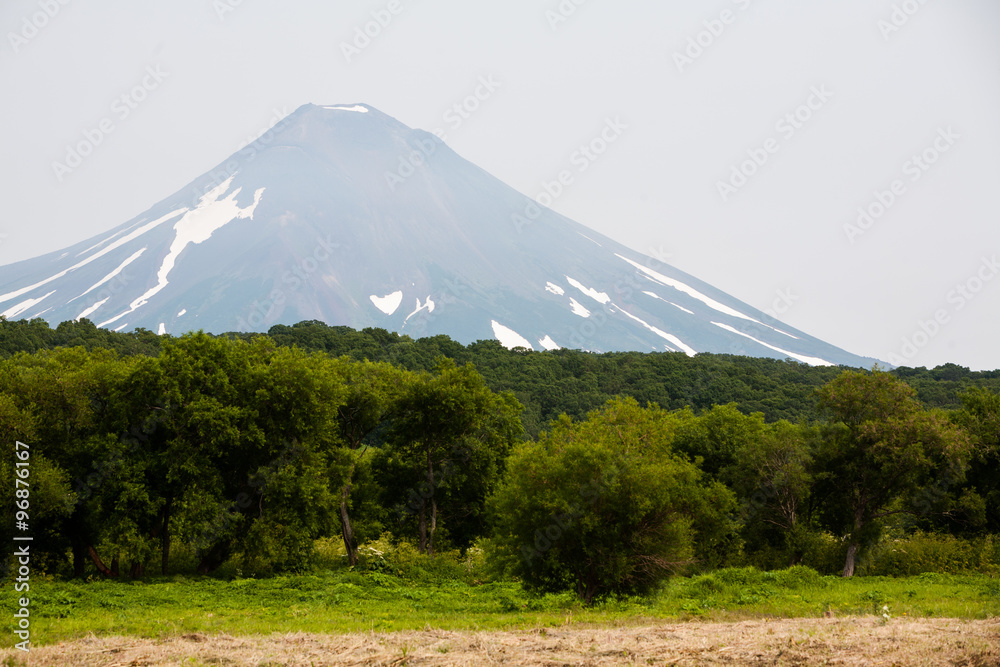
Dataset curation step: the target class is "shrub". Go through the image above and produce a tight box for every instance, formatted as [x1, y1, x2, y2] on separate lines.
[489, 398, 737, 604]
[865, 532, 1000, 576]
[351, 533, 486, 583]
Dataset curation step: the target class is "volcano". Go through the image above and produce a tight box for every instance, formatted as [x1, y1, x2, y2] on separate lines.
[0, 103, 875, 366]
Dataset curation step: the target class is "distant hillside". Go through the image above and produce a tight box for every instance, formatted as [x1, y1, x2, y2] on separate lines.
[2, 317, 997, 437]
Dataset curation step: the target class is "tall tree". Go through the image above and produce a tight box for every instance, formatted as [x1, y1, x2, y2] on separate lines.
[156, 334, 346, 574]
[329, 359, 407, 565]
[815, 370, 971, 577]
[724, 420, 818, 566]
[672, 403, 767, 479]
[381, 359, 522, 555]
[951, 387, 1000, 533]
[0, 347, 142, 576]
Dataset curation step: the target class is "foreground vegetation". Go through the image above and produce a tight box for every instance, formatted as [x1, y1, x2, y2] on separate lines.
[3, 563, 997, 645]
[2, 318, 999, 643]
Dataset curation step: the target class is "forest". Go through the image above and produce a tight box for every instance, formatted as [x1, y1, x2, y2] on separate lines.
[1, 317, 998, 603]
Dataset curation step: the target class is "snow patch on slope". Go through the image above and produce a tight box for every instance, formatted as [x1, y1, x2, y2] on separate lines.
[99, 179, 264, 327]
[70, 248, 147, 303]
[538, 335, 561, 351]
[643, 290, 694, 315]
[711, 322, 833, 366]
[545, 282, 565, 296]
[76, 298, 109, 321]
[491, 320, 533, 350]
[403, 296, 435, 324]
[2, 291, 56, 319]
[566, 276, 610, 304]
[75, 225, 133, 258]
[323, 105, 369, 113]
[0, 208, 186, 307]
[758, 322, 800, 340]
[370, 291, 404, 316]
[617, 255, 759, 323]
[569, 298, 591, 318]
[612, 304, 697, 356]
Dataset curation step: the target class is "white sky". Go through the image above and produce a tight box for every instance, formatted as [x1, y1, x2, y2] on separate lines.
[1, 0, 998, 370]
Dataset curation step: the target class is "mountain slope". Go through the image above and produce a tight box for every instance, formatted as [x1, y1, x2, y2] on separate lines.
[0, 103, 875, 367]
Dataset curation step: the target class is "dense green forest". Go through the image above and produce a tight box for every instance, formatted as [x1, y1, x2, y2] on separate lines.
[1, 317, 998, 602]
[4, 317, 1000, 438]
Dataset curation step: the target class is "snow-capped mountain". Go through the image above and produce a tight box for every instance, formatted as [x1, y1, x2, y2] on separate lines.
[0, 103, 875, 366]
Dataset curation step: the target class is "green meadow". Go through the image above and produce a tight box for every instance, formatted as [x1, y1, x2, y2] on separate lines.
[5, 565, 997, 646]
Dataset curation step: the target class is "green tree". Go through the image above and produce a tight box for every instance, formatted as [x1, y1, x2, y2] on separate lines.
[950, 387, 1000, 533]
[724, 420, 818, 566]
[329, 359, 408, 565]
[815, 370, 972, 577]
[672, 403, 767, 479]
[0, 393, 78, 574]
[0, 347, 141, 576]
[379, 359, 522, 555]
[156, 334, 346, 574]
[490, 397, 736, 603]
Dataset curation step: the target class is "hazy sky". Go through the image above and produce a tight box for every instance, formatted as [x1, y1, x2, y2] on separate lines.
[2, 0, 998, 369]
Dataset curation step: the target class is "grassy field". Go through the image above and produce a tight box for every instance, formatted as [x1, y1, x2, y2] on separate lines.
[2, 566, 997, 648]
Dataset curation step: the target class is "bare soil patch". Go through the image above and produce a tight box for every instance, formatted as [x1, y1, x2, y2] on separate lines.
[4, 618, 998, 666]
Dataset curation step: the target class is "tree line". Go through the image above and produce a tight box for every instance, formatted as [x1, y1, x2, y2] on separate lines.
[0, 335, 522, 577]
[1, 319, 998, 601]
[3, 317, 999, 436]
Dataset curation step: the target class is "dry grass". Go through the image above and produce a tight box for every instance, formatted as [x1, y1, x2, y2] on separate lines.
[3, 618, 998, 666]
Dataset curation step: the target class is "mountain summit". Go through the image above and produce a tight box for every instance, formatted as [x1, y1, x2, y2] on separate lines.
[0, 103, 872, 366]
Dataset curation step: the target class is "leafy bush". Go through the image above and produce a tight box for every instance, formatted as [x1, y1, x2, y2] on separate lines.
[672, 566, 830, 612]
[776, 564, 826, 589]
[865, 532, 1000, 576]
[489, 398, 737, 604]
[350, 533, 486, 583]
[237, 521, 317, 575]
